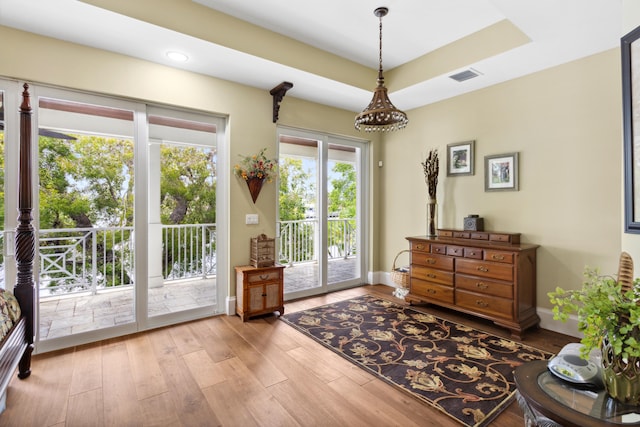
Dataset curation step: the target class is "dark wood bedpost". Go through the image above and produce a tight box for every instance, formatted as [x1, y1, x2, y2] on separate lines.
[14, 83, 34, 379]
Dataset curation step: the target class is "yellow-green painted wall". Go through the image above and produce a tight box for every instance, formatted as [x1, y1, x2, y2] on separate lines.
[381, 48, 622, 322]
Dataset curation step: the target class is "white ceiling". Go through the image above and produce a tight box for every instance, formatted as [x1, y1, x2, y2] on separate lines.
[0, 0, 624, 113]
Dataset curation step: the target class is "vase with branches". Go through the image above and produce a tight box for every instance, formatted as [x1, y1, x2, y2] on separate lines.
[421, 149, 439, 237]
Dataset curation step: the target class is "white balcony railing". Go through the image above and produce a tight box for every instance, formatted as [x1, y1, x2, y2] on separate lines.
[277, 218, 356, 266]
[1, 219, 354, 297]
[37, 223, 216, 298]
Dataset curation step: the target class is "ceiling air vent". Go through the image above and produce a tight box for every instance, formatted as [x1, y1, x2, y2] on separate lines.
[449, 69, 481, 82]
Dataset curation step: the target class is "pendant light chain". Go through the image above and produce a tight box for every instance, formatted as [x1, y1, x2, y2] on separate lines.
[378, 16, 383, 78]
[354, 7, 408, 132]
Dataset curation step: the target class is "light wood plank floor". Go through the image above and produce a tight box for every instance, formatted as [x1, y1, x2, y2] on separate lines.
[0, 285, 574, 426]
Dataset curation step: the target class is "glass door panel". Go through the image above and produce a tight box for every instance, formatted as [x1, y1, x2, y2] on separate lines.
[36, 95, 136, 344]
[326, 142, 360, 287]
[278, 135, 322, 295]
[147, 111, 218, 322]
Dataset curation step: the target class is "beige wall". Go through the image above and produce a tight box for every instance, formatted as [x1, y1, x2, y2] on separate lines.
[0, 25, 369, 299]
[381, 49, 622, 319]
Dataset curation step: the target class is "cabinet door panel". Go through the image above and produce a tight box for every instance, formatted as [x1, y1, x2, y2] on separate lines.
[265, 283, 281, 309]
[248, 286, 265, 312]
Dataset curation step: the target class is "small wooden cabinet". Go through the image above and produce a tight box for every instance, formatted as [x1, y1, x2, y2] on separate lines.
[235, 265, 285, 321]
[406, 232, 539, 338]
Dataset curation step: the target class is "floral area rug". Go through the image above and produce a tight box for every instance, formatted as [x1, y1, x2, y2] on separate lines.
[280, 295, 552, 427]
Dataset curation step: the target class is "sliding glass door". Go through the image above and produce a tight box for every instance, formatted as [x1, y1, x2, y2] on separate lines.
[278, 127, 368, 299]
[0, 82, 229, 352]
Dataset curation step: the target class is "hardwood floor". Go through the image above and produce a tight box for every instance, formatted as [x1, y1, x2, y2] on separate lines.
[0, 285, 575, 426]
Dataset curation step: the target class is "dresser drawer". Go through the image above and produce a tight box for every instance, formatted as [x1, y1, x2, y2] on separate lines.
[411, 265, 453, 286]
[463, 247, 483, 259]
[489, 233, 512, 243]
[455, 290, 513, 319]
[411, 241, 429, 253]
[455, 274, 513, 299]
[455, 258, 513, 281]
[431, 244, 447, 255]
[484, 250, 514, 264]
[453, 231, 470, 239]
[446, 245, 464, 257]
[411, 252, 453, 270]
[246, 269, 281, 283]
[411, 278, 454, 304]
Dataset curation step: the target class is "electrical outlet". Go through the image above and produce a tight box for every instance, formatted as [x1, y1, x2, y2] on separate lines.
[246, 214, 259, 225]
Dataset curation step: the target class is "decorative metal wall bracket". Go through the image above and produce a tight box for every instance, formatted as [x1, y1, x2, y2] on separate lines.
[270, 81, 293, 123]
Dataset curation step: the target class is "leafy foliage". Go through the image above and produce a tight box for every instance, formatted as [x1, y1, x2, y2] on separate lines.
[278, 157, 312, 221]
[548, 268, 640, 359]
[328, 162, 356, 218]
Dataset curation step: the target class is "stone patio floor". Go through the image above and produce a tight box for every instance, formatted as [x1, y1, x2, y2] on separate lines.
[38, 257, 358, 340]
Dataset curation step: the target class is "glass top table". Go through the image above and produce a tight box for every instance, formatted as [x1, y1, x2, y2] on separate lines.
[514, 360, 640, 426]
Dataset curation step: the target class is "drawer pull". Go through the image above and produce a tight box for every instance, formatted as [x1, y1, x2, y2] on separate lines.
[491, 254, 505, 261]
[259, 274, 270, 280]
[475, 300, 488, 307]
[262, 293, 267, 297]
[426, 258, 436, 264]
[477, 266, 489, 273]
[475, 282, 488, 290]
[416, 244, 425, 250]
[427, 273, 436, 279]
[469, 252, 476, 256]
[426, 289, 436, 294]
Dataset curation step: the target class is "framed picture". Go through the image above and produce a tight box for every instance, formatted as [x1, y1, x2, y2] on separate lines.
[446, 140, 475, 176]
[623, 25, 640, 233]
[484, 152, 519, 192]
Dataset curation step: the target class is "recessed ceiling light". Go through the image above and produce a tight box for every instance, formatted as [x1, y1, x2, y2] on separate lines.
[166, 51, 188, 62]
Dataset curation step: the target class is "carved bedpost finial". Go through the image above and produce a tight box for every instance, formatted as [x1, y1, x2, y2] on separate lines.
[20, 83, 31, 111]
[270, 81, 293, 123]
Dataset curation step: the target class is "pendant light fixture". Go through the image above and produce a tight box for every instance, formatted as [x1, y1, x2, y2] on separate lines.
[355, 7, 408, 132]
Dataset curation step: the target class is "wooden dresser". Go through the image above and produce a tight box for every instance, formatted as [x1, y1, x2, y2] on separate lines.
[406, 230, 539, 338]
[235, 264, 285, 322]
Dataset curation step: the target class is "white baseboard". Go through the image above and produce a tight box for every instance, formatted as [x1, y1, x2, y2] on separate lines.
[226, 296, 236, 316]
[537, 307, 580, 338]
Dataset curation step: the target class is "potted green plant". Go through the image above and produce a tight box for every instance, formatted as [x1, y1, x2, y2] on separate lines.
[548, 253, 640, 404]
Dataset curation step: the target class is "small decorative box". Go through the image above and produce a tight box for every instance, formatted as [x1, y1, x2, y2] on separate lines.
[250, 234, 275, 267]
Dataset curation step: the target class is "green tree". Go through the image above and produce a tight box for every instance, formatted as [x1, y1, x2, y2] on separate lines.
[278, 157, 312, 221]
[159, 145, 217, 278]
[328, 162, 356, 218]
[160, 145, 217, 225]
[38, 134, 136, 290]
